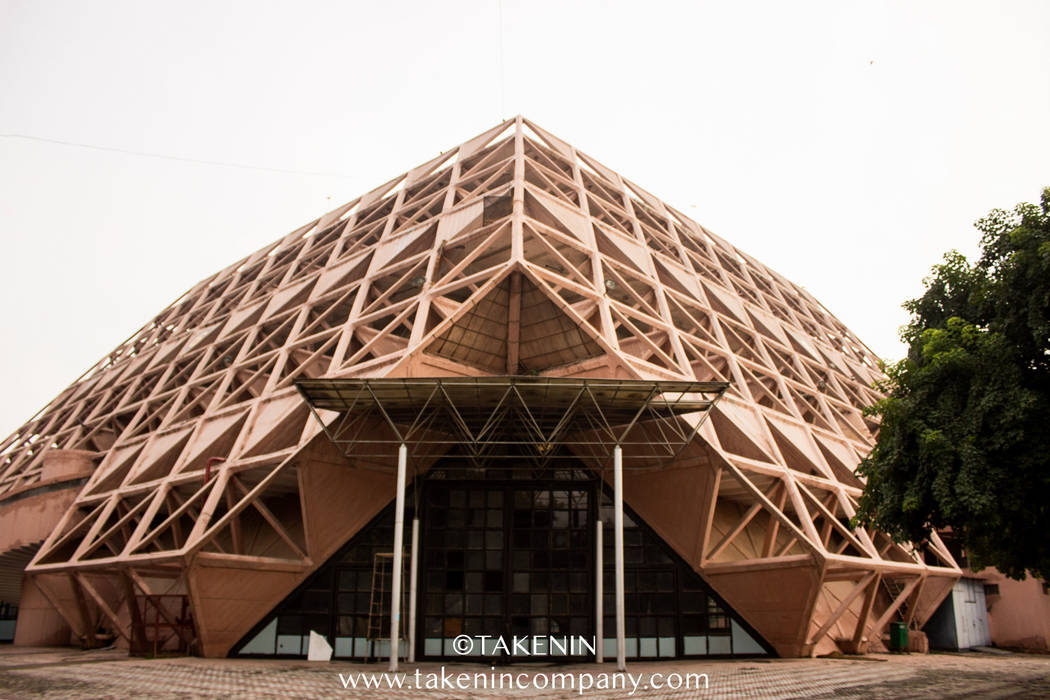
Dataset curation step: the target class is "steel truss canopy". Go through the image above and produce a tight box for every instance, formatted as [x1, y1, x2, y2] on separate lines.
[297, 377, 728, 468]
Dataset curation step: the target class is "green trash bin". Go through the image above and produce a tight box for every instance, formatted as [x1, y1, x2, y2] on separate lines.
[889, 622, 909, 652]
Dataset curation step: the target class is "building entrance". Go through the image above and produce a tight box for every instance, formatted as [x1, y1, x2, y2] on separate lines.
[421, 477, 595, 660]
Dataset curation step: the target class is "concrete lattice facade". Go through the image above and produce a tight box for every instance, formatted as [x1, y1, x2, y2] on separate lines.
[0, 117, 960, 659]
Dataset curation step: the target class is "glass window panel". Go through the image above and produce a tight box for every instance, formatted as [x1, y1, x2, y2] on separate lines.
[239, 619, 277, 655]
[552, 510, 570, 529]
[443, 594, 463, 614]
[683, 635, 707, 655]
[708, 635, 731, 654]
[484, 570, 503, 592]
[680, 591, 704, 612]
[570, 572, 587, 592]
[732, 619, 767, 654]
[334, 637, 353, 657]
[429, 509, 447, 529]
[277, 615, 303, 635]
[276, 634, 302, 655]
[550, 572, 568, 591]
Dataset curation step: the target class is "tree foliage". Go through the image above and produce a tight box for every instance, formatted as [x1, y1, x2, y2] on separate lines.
[854, 188, 1050, 580]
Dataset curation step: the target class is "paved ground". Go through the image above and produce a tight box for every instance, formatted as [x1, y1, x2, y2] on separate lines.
[0, 645, 1049, 698]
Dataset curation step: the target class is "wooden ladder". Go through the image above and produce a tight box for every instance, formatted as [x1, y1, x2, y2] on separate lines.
[366, 552, 407, 660]
[882, 578, 912, 625]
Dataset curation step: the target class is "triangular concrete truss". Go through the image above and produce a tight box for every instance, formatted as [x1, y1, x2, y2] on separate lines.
[3, 117, 959, 657]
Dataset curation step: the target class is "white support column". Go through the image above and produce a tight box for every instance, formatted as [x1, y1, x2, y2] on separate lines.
[595, 518, 604, 664]
[613, 445, 626, 672]
[389, 443, 407, 672]
[407, 515, 420, 663]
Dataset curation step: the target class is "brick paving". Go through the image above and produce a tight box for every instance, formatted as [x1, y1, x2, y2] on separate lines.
[0, 646, 1048, 698]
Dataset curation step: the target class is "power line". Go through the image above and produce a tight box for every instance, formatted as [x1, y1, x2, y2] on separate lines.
[0, 133, 357, 179]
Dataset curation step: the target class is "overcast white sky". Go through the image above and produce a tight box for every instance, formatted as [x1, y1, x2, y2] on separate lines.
[1, 0, 1048, 437]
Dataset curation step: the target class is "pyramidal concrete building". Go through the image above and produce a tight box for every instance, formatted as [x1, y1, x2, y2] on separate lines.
[0, 117, 960, 663]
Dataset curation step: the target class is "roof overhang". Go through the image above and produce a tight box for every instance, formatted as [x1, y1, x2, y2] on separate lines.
[296, 376, 728, 470]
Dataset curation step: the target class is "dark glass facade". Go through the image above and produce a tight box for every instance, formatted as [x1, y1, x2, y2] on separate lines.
[233, 461, 771, 660]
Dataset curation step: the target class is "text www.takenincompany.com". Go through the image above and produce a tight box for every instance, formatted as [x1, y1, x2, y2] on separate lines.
[338, 667, 709, 695]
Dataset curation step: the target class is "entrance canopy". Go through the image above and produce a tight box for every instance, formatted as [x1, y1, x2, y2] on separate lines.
[296, 377, 728, 469]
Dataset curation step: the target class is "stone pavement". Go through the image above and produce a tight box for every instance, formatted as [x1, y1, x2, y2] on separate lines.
[0, 645, 1049, 699]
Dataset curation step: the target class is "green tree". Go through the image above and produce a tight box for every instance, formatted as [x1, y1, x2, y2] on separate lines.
[854, 188, 1050, 580]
